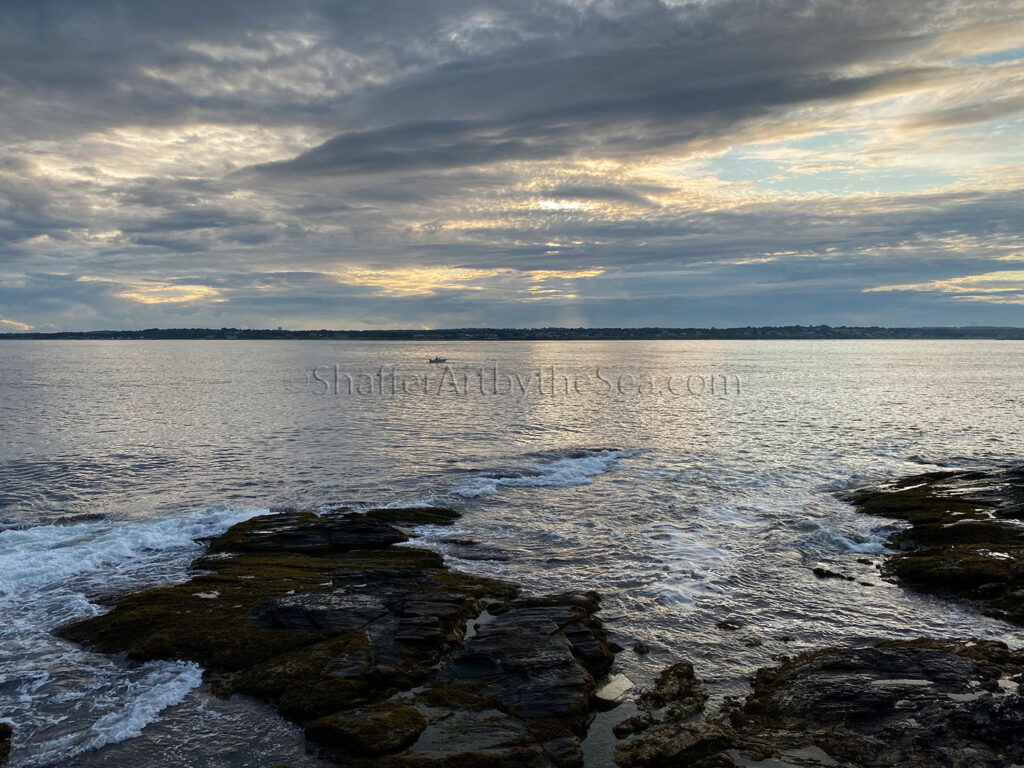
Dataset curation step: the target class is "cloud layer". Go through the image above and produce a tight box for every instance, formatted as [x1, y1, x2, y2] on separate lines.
[1, 0, 1022, 329]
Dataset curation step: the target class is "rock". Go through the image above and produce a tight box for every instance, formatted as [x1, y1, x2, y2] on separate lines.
[58, 511, 617, 766]
[617, 638, 1024, 768]
[442, 595, 613, 729]
[390, 705, 545, 766]
[0, 722, 10, 766]
[613, 713, 655, 738]
[811, 567, 854, 581]
[208, 510, 409, 555]
[541, 737, 585, 768]
[614, 722, 734, 768]
[363, 507, 462, 526]
[633, 642, 650, 655]
[636, 662, 708, 721]
[848, 467, 1024, 626]
[715, 620, 741, 630]
[596, 673, 635, 703]
[728, 638, 1024, 768]
[306, 705, 427, 757]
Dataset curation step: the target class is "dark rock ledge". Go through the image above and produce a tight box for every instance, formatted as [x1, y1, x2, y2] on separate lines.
[58, 508, 615, 767]
[845, 466, 1024, 626]
[0, 722, 11, 766]
[614, 638, 1024, 768]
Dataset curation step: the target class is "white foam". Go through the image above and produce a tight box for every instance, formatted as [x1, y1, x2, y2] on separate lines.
[322, 498, 438, 513]
[0, 507, 266, 767]
[0, 507, 263, 598]
[455, 450, 635, 498]
[22, 662, 203, 768]
[643, 521, 739, 608]
[802, 523, 890, 554]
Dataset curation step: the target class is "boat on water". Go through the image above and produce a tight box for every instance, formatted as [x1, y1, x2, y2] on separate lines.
[428, 357, 448, 364]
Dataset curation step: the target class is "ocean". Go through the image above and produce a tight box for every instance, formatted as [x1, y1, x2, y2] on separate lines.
[1, 339, 1022, 766]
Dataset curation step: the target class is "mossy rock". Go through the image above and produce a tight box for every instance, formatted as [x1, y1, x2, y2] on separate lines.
[57, 547, 346, 670]
[56, 511, 616, 767]
[306, 705, 427, 757]
[891, 545, 1018, 590]
[851, 468, 1024, 627]
[415, 683, 501, 712]
[208, 510, 407, 555]
[613, 721, 734, 768]
[635, 662, 708, 720]
[231, 632, 374, 720]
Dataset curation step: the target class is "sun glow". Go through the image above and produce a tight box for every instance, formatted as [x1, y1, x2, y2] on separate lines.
[77, 276, 225, 304]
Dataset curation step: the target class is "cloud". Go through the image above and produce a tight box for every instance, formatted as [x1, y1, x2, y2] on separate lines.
[0, 318, 33, 331]
[0, 0, 1023, 329]
[900, 95, 1024, 131]
[865, 269, 1024, 304]
[329, 265, 605, 300]
[76, 276, 226, 304]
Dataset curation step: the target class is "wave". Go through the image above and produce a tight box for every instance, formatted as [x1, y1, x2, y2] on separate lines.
[0, 507, 264, 599]
[22, 662, 202, 768]
[0, 506, 266, 767]
[454, 448, 638, 498]
[797, 520, 893, 555]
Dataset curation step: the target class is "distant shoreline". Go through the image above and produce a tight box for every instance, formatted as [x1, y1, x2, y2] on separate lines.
[3, 326, 1024, 341]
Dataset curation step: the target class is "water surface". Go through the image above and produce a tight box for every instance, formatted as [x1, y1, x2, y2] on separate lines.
[1, 340, 1022, 766]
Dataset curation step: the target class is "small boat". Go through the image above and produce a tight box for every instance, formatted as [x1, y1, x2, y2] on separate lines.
[428, 356, 448, 364]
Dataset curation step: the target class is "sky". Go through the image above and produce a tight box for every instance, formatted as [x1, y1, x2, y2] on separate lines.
[0, 0, 1022, 331]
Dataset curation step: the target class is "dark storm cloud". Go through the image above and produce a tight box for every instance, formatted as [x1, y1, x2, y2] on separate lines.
[249, 119, 569, 177]
[250, 69, 926, 178]
[0, 0, 997, 140]
[247, 0, 962, 179]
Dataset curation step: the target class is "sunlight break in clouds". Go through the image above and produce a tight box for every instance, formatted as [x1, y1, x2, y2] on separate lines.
[333, 266, 605, 298]
[77, 277, 225, 305]
[0, 318, 33, 331]
[865, 270, 1024, 304]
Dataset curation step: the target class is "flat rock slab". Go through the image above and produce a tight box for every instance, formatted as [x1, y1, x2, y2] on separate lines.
[207, 510, 408, 555]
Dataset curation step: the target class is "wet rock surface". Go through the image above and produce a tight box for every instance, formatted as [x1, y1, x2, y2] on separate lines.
[616, 639, 1024, 768]
[0, 722, 11, 766]
[58, 508, 615, 766]
[847, 466, 1024, 626]
[635, 662, 708, 722]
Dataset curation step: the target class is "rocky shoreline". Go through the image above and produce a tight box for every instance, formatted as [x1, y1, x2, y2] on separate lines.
[847, 465, 1024, 627]
[612, 637, 1024, 767]
[57, 507, 616, 767]
[41, 466, 1024, 767]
